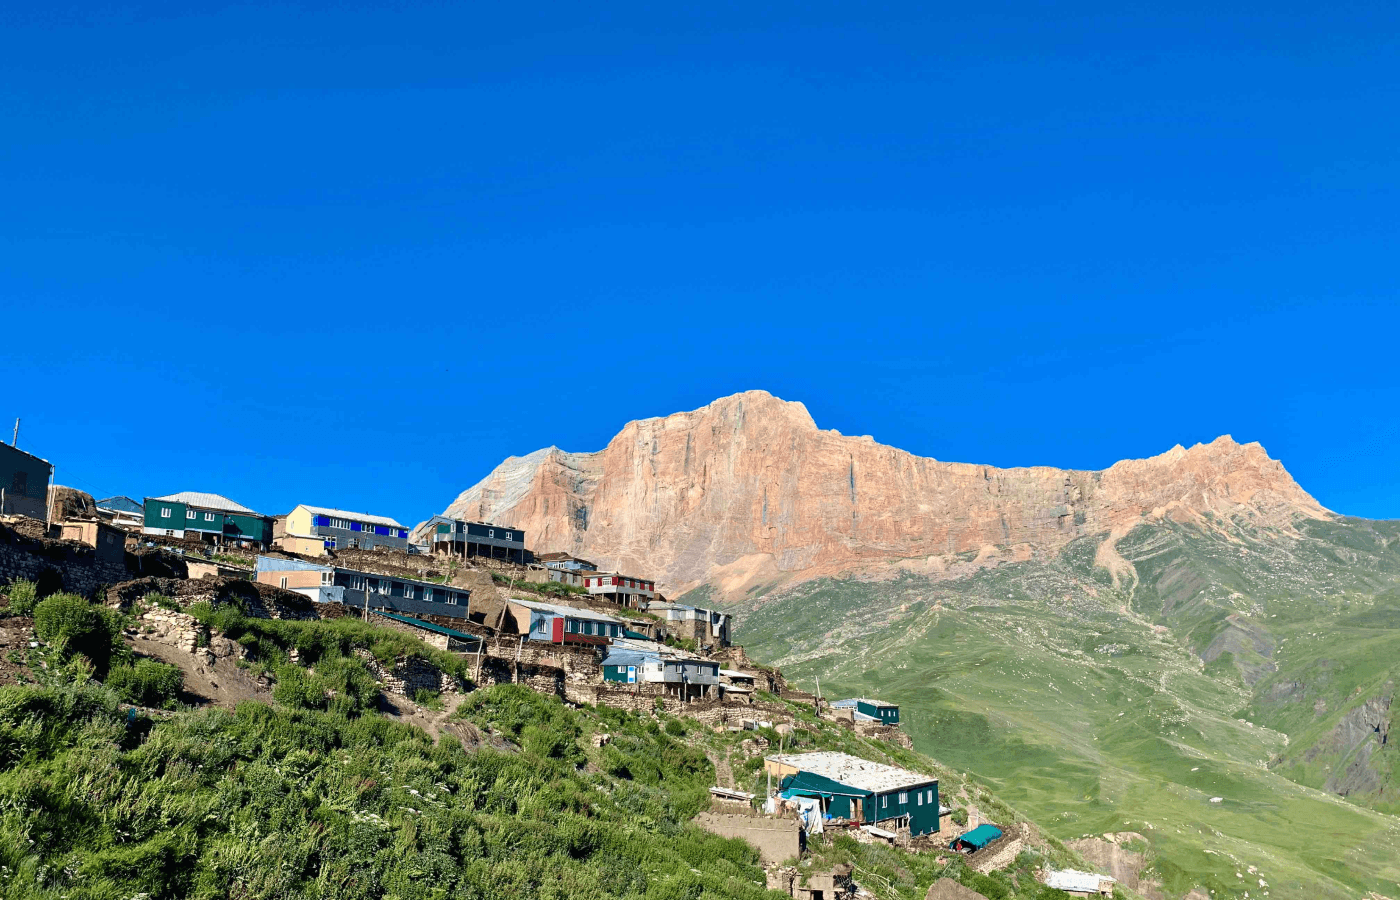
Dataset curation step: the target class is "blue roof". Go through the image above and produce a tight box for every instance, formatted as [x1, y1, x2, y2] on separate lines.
[372, 609, 480, 642]
[97, 496, 143, 513]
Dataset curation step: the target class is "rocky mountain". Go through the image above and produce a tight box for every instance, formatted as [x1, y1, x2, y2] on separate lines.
[434, 390, 1329, 598]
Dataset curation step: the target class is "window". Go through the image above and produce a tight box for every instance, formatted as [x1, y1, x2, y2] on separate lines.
[898, 792, 908, 805]
[160, 508, 171, 518]
[504, 532, 512, 540]
[187, 510, 196, 519]
[881, 796, 887, 809]
[204, 512, 215, 521]
[404, 585, 414, 599]
[279, 576, 288, 589]
[321, 571, 333, 585]
[330, 517, 350, 529]
[164, 529, 174, 536]
[928, 789, 934, 803]
[917, 793, 923, 806]
[568, 620, 579, 633]
[488, 529, 494, 538]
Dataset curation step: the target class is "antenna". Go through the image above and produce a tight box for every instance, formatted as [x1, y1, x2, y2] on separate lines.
[11, 418, 18, 447]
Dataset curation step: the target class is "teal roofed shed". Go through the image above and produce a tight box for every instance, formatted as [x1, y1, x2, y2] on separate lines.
[950, 824, 1002, 851]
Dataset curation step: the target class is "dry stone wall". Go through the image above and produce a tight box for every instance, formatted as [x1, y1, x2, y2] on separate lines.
[0, 519, 127, 598]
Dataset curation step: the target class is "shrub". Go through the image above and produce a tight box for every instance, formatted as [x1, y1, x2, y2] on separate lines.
[664, 718, 688, 737]
[3, 580, 38, 616]
[32, 593, 124, 676]
[106, 658, 183, 708]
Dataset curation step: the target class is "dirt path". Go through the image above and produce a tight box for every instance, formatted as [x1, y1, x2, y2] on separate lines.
[709, 749, 734, 788]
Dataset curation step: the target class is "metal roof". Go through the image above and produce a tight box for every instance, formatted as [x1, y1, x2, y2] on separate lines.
[765, 752, 936, 794]
[372, 609, 479, 642]
[1043, 870, 1114, 892]
[954, 824, 1003, 849]
[720, 669, 756, 678]
[297, 505, 404, 528]
[509, 598, 627, 623]
[151, 492, 259, 514]
[97, 496, 143, 513]
[831, 697, 898, 709]
[601, 649, 660, 666]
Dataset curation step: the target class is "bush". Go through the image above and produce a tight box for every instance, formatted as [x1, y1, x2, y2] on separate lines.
[32, 593, 124, 676]
[664, 718, 688, 737]
[3, 580, 38, 616]
[106, 658, 183, 708]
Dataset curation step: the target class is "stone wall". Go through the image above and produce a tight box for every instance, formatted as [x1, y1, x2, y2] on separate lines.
[0, 518, 127, 598]
[693, 811, 801, 864]
[355, 649, 467, 697]
[107, 576, 319, 620]
[968, 827, 1024, 874]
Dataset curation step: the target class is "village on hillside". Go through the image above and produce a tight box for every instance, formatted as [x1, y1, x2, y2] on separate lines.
[0, 436, 1120, 900]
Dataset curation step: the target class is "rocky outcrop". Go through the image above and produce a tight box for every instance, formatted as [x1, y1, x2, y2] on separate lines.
[433, 391, 1330, 596]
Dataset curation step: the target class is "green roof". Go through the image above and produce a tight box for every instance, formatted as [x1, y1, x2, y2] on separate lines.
[372, 609, 480, 643]
[953, 824, 1002, 849]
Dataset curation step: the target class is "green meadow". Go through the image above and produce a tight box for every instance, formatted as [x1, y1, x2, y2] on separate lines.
[733, 518, 1400, 900]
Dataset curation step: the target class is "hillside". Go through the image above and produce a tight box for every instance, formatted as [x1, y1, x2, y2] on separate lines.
[0, 580, 1105, 900]
[728, 516, 1400, 899]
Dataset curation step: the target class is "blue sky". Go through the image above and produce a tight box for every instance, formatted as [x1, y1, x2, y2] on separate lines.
[3, 1, 1397, 523]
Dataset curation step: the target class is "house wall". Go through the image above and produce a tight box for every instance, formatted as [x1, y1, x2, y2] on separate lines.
[871, 783, 938, 835]
[692, 813, 801, 865]
[285, 507, 314, 536]
[257, 569, 325, 590]
[0, 444, 52, 520]
[0, 520, 127, 598]
[56, 521, 126, 566]
[276, 535, 327, 556]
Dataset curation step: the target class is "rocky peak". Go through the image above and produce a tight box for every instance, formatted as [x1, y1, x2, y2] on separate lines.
[430, 391, 1330, 596]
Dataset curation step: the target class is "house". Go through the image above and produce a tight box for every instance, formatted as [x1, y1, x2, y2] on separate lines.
[720, 668, 758, 700]
[253, 556, 470, 616]
[581, 571, 656, 609]
[56, 519, 126, 566]
[830, 697, 900, 726]
[763, 751, 940, 836]
[95, 496, 143, 529]
[601, 646, 721, 698]
[278, 504, 409, 553]
[500, 598, 626, 644]
[1042, 869, 1116, 898]
[0, 442, 53, 520]
[647, 600, 732, 647]
[143, 492, 274, 548]
[425, 516, 527, 563]
[538, 552, 597, 571]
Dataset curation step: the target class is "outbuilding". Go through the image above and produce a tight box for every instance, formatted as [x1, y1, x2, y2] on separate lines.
[831, 697, 900, 726]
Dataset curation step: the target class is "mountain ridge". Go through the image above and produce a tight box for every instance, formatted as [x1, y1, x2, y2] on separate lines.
[429, 390, 1330, 597]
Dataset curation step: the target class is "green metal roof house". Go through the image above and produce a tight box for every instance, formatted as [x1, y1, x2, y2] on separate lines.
[143, 492, 273, 548]
[765, 751, 939, 836]
[831, 697, 900, 725]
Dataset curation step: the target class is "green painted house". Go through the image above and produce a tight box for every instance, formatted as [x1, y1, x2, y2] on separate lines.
[765, 751, 939, 836]
[832, 697, 900, 725]
[143, 492, 273, 548]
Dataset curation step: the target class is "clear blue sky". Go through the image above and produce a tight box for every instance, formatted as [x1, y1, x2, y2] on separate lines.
[3, 1, 1397, 523]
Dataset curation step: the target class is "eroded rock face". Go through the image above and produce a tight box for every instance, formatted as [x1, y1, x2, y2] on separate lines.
[434, 391, 1329, 595]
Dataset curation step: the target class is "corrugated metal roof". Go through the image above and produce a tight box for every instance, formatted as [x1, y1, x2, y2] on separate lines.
[602, 649, 659, 666]
[1043, 870, 1114, 892]
[510, 598, 627, 623]
[831, 697, 898, 709]
[954, 824, 1003, 849]
[298, 505, 404, 528]
[765, 751, 935, 793]
[372, 609, 478, 642]
[152, 492, 258, 514]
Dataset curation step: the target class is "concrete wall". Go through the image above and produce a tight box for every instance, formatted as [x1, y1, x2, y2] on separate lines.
[693, 812, 801, 864]
[275, 535, 327, 556]
[0, 445, 52, 520]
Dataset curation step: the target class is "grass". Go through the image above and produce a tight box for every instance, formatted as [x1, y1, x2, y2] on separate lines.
[732, 519, 1400, 900]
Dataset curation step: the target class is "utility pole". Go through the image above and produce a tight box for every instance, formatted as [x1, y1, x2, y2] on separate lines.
[11, 418, 18, 447]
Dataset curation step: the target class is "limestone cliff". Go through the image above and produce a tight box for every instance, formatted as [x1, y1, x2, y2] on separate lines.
[434, 391, 1330, 597]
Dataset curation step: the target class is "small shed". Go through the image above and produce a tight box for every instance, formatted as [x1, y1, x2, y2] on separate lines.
[949, 824, 1002, 853]
[1042, 869, 1116, 898]
[831, 697, 900, 725]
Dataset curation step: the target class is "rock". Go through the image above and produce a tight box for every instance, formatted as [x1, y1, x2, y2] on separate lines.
[424, 390, 1330, 597]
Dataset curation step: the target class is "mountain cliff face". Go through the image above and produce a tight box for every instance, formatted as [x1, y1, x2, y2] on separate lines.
[435, 390, 1329, 596]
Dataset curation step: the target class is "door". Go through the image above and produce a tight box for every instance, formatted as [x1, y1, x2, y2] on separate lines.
[627, 666, 636, 684]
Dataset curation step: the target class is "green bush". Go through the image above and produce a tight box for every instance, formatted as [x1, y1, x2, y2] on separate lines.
[3, 580, 38, 616]
[106, 658, 183, 708]
[664, 718, 688, 737]
[32, 592, 124, 676]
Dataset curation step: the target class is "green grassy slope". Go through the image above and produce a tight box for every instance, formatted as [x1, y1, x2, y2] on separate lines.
[731, 518, 1400, 900]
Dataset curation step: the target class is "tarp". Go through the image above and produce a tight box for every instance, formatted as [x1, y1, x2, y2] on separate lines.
[793, 796, 823, 834]
[952, 824, 1003, 850]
